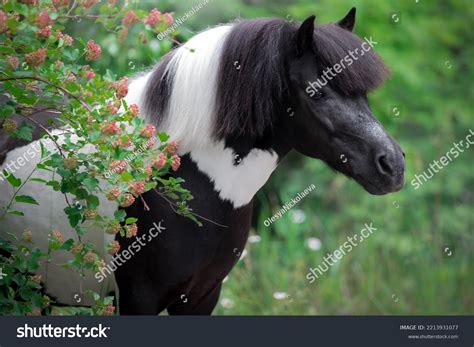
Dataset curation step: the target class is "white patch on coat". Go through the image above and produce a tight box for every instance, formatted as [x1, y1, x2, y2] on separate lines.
[190, 143, 278, 208]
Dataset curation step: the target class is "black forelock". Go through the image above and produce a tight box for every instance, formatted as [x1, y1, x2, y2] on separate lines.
[214, 19, 389, 140]
[313, 23, 389, 95]
[215, 19, 295, 140]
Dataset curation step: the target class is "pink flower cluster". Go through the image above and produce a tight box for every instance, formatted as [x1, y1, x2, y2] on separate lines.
[25, 48, 47, 67]
[107, 240, 120, 255]
[171, 155, 181, 171]
[107, 102, 119, 115]
[110, 160, 127, 174]
[113, 77, 129, 99]
[145, 8, 161, 27]
[129, 104, 140, 116]
[81, 0, 98, 8]
[125, 224, 138, 238]
[36, 26, 51, 39]
[51, 229, 64, 244]
[37, 10, 52, 28]
[7, 56, 19, 70]
[101, 121, 121, 136]
[163, 13, 174, 25]
[83, 65, 96, 80]
[140, 124, 156, 138]
[129, 181, 145, 196]
[112, 137, 132, 149]
[154, 153, 167, 169]
[85, 39, 101, 61]
[106, 187, 121, 201]
[22, 230, 33, 242]
[3, 119, 17, 133]
[57, 30, 73, 46]
[0, 11, 8, 34]
[84, 251, 96, 263]
[122, 10, 138, 26]
[53, 0, 70, 7]
[164, 141, 179, 155]
[106, 222, 121, 235]
[100, 303, 115, 316]
[120, 193, 135, 208]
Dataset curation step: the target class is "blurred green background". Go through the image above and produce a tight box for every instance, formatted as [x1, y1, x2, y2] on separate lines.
[75, 0, 473, 314]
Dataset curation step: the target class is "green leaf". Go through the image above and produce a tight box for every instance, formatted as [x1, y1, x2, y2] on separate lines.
[6, 210, 24, 216]
[0, 104, 16, 117]
[40, 141, 51, 160]
[0, 45, 15, 54]
[119, 171, 133, 182]
[60, 238, 75, 251]
[5, 171, 21, 187]
[144, 181, 157, 191]
[83, 177, 99, 192]
[104, 69, 116, 82]
[15, 195, 39, 205]
[12, 122, 34, 141]
[30, 178, 48, 184]
[158, 132, 170, 142]
[64, 206, 82, 228]
[114, 209, 126, 222]
[86, 195, 100, 209]
[46, 180, 60, 191]
[125, 217, 138, 225]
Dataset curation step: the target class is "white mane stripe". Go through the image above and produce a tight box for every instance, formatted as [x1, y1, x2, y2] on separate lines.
[159, 25, 232, 153]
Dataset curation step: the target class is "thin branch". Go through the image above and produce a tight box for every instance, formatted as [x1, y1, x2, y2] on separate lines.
[59, 14, 114, 20]
[20, 110, 65, 158]
[19, 110, 72, 207]
[66, 0, 77, 16]
[139, 195, 150, 211]
[152, 188, 229, 228]
[0, 166, 37, 220]
[19, 107, 62, 117]
[0, 76, 92, 112]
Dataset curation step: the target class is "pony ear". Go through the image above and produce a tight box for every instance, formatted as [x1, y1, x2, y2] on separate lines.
[337, 7, 356, 32]
[296, 15, 315, 55]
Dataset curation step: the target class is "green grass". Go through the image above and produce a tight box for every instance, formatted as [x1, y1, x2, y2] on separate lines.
[215, 148, 473, 315]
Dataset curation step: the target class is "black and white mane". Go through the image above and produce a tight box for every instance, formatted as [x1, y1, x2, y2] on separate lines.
[139, 19, 388, 144]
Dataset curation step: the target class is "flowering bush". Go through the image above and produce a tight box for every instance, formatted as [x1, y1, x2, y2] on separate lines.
[0, 1, 192, 315]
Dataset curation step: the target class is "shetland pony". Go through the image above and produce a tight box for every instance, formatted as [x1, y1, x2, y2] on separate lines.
[0, 8, 405, 314]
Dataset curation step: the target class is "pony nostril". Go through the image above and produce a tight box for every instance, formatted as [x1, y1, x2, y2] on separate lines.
[376, 154, 393, 176]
